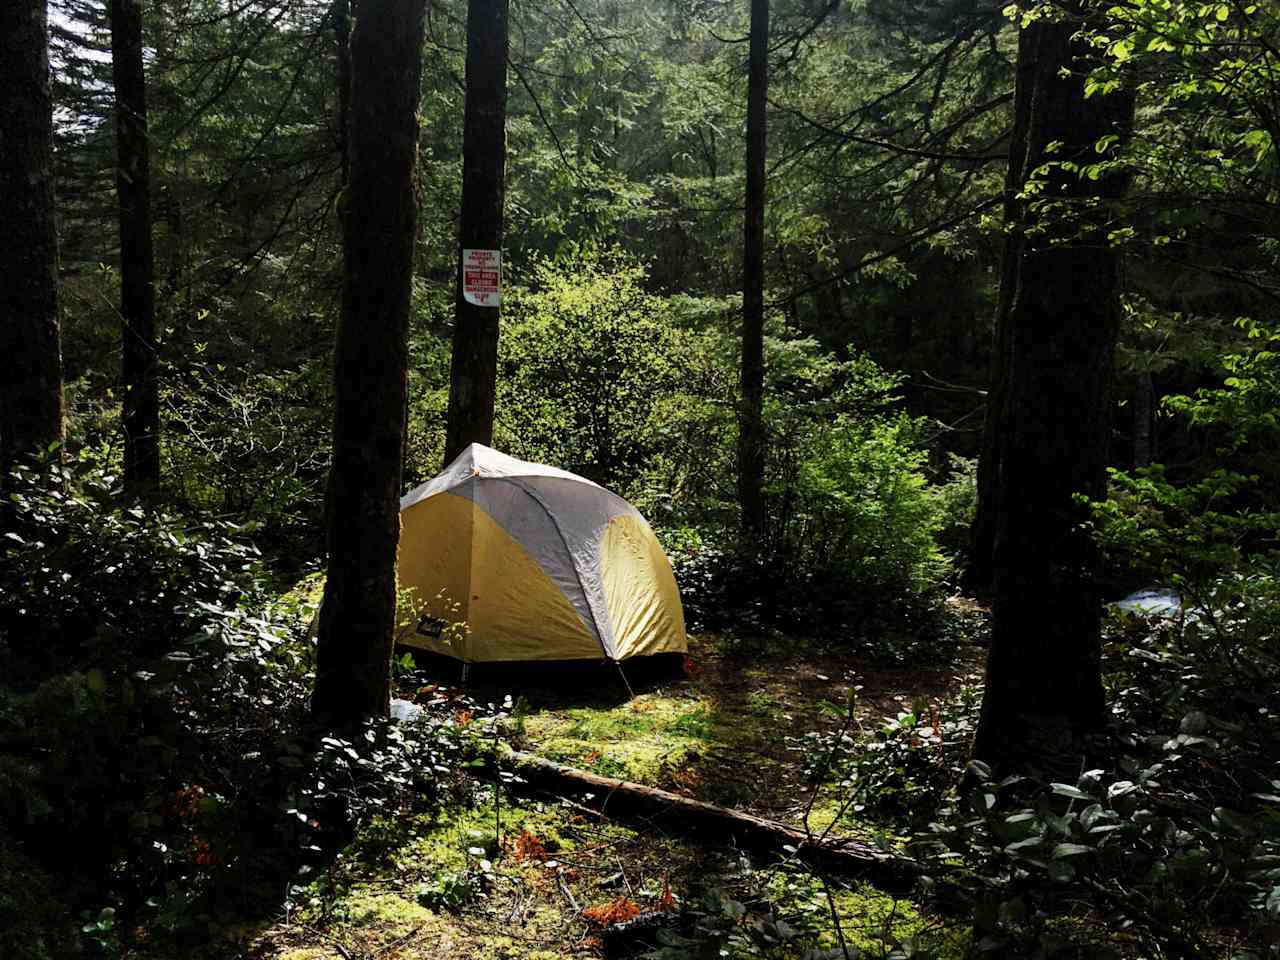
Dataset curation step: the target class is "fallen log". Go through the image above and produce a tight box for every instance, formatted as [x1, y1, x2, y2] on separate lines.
[494, 748, 919, 891]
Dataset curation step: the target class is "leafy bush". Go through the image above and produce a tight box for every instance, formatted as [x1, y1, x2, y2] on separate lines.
[802, 682, 981, 829]
[0, 458, 264, 687]
[0, 459, 481, 952]
[931, 454, 977, 560]
[496, 248, 695, 499]
[913, 737, 1280, 959]
[782, 409, 947, 598]
[669, 346, 951, 652]
[1091, 463, 1277, 594]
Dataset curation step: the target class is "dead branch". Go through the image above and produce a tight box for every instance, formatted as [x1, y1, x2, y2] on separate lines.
[490, 748, 919, 892]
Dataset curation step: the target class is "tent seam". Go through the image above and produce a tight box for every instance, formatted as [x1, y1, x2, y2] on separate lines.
[499, 477, 614, 660]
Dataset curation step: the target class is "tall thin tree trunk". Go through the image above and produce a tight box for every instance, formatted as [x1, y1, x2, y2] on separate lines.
[739, 0, 769, 542]
[972, 1, 1135, 766]
[443, 0, 509, 466]
[110, 0, 160, 496]
[1, 0, 63, 476]
[313, 0, 427, 729]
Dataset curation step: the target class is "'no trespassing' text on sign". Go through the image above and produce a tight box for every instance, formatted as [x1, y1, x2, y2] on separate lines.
[462, 248, 501, 307]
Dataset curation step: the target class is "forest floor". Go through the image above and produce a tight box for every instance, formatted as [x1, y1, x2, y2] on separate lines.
[234, 616, 985, 960]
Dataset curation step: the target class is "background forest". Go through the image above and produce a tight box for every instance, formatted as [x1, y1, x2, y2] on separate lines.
[2, 0, 1280, 957]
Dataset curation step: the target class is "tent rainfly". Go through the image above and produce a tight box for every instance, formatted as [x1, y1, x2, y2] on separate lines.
[396, 444, 687, 663]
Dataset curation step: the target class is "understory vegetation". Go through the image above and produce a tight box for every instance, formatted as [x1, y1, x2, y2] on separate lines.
[9, 227, 1280, 960]
[4, 0, 1280, 955]
[9, 226, 1280, 960]
[6, 351, 1280, 957]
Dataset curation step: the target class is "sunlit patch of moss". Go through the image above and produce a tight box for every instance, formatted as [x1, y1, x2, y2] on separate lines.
[277, 570, 325, 608]
[335, 885, 437, 928]
[270, 891, 486, 958]
[827, 884, 967, 957]
[763, 871, 968, 958]
[274, 948, 332, 960]
[387, 789, 576, 870]
[524, 692, 714, 781]
[799, 794, 888, 844]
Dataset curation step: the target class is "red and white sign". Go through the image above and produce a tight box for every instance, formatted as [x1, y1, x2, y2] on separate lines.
[462, 248, 501, 307]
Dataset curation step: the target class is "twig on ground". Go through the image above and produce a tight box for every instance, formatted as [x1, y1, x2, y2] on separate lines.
[557, 870, 582, 914]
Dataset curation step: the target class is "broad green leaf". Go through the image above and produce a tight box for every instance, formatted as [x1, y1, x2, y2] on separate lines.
[1053, 843, 1094, 858]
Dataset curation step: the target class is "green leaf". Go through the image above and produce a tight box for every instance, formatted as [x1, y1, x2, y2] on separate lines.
[1051, 783, 1091, 800]
[1080, 804, 1105, 830]
[1267, 885, 1280, 918]
[1048, 858, 1077, 882]
[1213, 807, 1255, 837]
[1053, 843, 1093, 858]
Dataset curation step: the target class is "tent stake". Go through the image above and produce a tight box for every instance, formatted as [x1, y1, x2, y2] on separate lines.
[614, 660, 635, 700]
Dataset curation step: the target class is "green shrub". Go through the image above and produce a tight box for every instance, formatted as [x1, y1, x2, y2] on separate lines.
[0, 840, 75, 960]
[783, 410, 947, 598]
[496, 248, 695, 500]
[0, 459, 485, 952]
[931, 454, 977, 559]
[0, 456, 265, 687]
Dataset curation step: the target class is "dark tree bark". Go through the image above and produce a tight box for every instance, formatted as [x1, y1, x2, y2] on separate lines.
[967, 19, 1036, 594]
[972, 1, 1135, 766]
[334, 0, 352, 194]
[443, 0, 509, 466]
[738, 0, 768, 542]
[0, 0, 64, 472]
[110, 0, 160, 497]
[313, 0, 427, 729]
[1133, 370, 1153, 468]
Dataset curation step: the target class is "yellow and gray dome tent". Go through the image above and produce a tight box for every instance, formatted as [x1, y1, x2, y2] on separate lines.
[396, 443, 687, 663]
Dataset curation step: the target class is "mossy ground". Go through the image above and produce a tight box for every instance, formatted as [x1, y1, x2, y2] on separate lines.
[248, 786, 968, 960]
[493, 630, 978, 829]
[238, 589, 981, 959]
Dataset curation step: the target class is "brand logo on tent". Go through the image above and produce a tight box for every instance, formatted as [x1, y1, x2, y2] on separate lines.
[416, 614, 447, 639]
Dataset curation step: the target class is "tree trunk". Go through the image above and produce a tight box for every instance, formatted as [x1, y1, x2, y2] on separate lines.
[738, 0, 768, 543]
[443, 0, 509, 467]
[1133, 370, 1152, 468]
[0, 0, 64, 473]
[334, 0, 352, 194]
[111, 0, 160, 497]
[972, 1, 1135, 767]
[967, 17, 1036, 593]
[313, 0, 427, 729]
